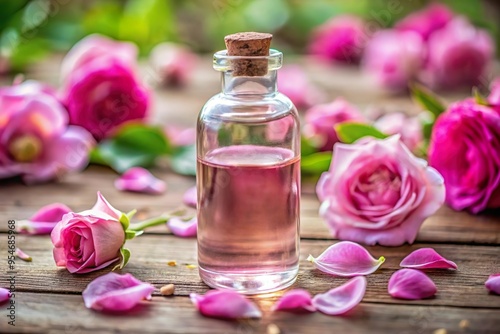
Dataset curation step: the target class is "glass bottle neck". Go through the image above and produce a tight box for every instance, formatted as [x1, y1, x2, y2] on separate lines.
[221, 70, 277, 97]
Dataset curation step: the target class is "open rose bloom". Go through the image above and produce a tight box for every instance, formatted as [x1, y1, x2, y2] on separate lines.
[317, 136, 445, 246]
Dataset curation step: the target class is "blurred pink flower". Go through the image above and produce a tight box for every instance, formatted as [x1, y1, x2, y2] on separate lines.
[395, 3, 454, 41]
[0, 81, 93, 183]
[362, 30, 425, 91]
[423, 17, 494, 90]
[428, 99, 500, 214]
[304, 98, 366, 151]
[164, 125, 196, 147]
[374, 112, 423, 152]
[149, 42, 197, 86]
[266, 116, 295, 142]
[115, 167, 166, 195]
[278, 65, 322, 109]
[309, 15, 366, 64]
[17, 203, 72, 235]
[317, 135, 445, 246]
[61, 35, 150, 141]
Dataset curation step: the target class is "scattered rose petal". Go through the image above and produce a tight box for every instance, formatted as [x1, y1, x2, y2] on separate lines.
[400, 248, 457, 270]
[388, 269, 437, 300]
[485, 273, 500, 295]
[15, 248, 32, 262]
[165, 126, 196, 147]
[114, 167, 166, 195]
[0, 288, 10, 304]
[17, 203, 72, 235]
[307, 241, 385, 277]
[190, 290, 262, 319]
[271, 289, 316, 312]
[183, 186, 197, 208]
[82, 272, 155, 312]
[167, 217, 197, 237]
[312, 276, 367, 315]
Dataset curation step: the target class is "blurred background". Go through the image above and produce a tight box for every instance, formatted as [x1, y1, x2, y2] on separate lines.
[1, 0, 499, 72]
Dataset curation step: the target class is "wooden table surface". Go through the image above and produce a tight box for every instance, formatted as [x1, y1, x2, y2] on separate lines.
[1, 57, 500, 334]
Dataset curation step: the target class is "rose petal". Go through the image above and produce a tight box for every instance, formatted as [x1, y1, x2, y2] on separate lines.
[271, 289, 316, 312]
[0, 288, 10, 304]
[190, 290, 261, 319]
[82, 272, 155, 312]
[17, 203, 72, 235]
[388, 269, 437, 300]
[307, 241, 385, 277]
[167, 217, 197, 238]
[400, 248, 457, 270]
[115, 167, 166, 195]
[183, 186, 197, 208]
[485, 273, 500, 295]
[15, 248, 32, 262]
[312, 276, 367, 315]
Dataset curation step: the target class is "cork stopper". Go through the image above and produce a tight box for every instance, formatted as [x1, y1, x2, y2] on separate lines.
[224, 32, 272, 76]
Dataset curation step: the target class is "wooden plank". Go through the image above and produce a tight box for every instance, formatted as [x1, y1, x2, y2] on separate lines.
[1, 292, 499, 334]
[1, 235, 499, 308]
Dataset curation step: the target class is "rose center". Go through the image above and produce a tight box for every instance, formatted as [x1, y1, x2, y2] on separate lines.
[357, 166, 401, 206]
[8, 135, 43, 162]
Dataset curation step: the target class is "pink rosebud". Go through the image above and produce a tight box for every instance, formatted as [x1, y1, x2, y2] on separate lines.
[374, 112, 423, 152]
[167, 217, 197, 238]
[61, 36, 149, 141]
[388, 269, 437, 300]
[0, 81, 94, 183]
[309, 15, 367, 64]
[183, 186, 197, 208]
[277, 65, 322, 109]
[190, 290, 262, 319]
[485, 274, 500, 295]
[317, 135, 445, 246]
[0, 288, 10, 304]
[164, 126, 196, 147]
[400, 248, 457, 270]
[428, 99, 500, 213]
[423, 17, 494, 90]
[115, 167, 166, 195]
[149, 42, 197, 86]
[51, 192, 126, 274]
[271, 289, 315, 312]
[312, 276, 367, 315]
[395, 4, 454, 41]
[362, 30, 425, 91]
[82, 272, 154, 312]
[488, 78, 500, 112]
[17, 203, 72, 235]
[308, 241, 385, 277]
[304, 98, 366, 151]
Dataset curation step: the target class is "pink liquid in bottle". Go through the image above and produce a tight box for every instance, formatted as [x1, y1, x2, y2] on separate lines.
[197, 145, 300, 294]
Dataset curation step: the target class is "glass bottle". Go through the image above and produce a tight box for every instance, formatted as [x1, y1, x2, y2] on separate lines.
[196, 39, 300, 294]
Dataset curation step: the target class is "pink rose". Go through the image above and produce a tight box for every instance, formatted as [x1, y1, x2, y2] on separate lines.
[277, 65, 322, 110]
[428, 99, 500, 213]
[149, 42, 197, 86]
[308, 15, 366, 64]
[422, 17, 494, 90]
[362, 30, 425, 91]
[374, 112, 423, 152]
[62, 35, 150, 141]
[395, 3, 454, 41]
[0, 81, 94, 183]
[51, 192, 126, 273]
[317, 135, 445, 246]
[304, 98, 366, 151]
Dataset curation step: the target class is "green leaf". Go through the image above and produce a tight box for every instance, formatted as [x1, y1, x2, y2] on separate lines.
[301, 152, 332, 175]
[119, 213, 130, 231]
[410, 83, 447, 118]
[113, 247, 131, 271]
[335, 123, 388, 144]
[301, 135, 318, 157]
[170, 145, 196, 176]
[125, 230, 143, 240]
[473, 87, 489, 106]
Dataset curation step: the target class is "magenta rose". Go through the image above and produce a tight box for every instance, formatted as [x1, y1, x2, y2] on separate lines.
[374, 112, 423, 153]
[317, 135, 445, 246]
[62, 35, 150, 141]
[362, 30, 425, 91]
[309, 15, 366, 64]
[51, 192, 126, 273]
[422, 17, 493, 90]
[304, 98, 366, 151]
[428, 99, 500, 214]
[395, 3, 454, 41]
[0, 81, 93, 183]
